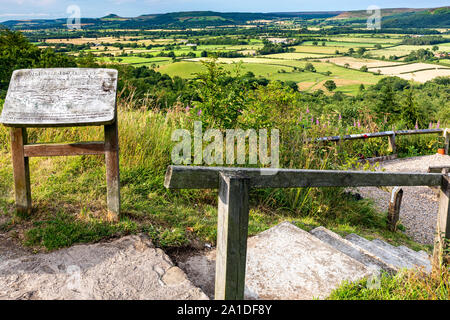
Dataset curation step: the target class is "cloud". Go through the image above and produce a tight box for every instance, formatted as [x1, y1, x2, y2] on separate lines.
[0, 0, 56, 5]
[0, 12, 51, 17]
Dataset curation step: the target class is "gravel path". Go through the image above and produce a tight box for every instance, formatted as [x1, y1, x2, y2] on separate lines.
[356, 154, 450, 245]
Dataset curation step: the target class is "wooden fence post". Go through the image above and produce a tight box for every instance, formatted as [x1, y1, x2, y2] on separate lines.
[104, 121, 120, 221]
[444, 129, 449, 155]
[10, 128, 31, 215]
[433, 172, 450, 272]
[215, 172, 250, 300]
[387, 187, 403, 231]
[388, 133, 396, 154]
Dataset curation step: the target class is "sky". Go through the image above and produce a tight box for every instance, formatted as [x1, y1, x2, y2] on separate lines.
[0, 0, 448, 22]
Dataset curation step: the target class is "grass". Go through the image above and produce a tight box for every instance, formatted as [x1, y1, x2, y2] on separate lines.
[0, 104, 433, 254]
[328, 268, 449, 300]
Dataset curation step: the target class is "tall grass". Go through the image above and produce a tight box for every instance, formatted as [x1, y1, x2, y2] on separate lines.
[329, 267, 450, 300]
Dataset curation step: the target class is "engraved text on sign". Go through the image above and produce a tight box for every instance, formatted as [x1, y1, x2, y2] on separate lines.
[0, 68, 118, 127]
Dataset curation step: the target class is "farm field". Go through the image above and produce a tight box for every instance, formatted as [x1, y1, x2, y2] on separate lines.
[368, 62, 450, 75]
[318, 56, 406, 69]
[369, 45, 450, 58]
[364, 61, 450, 83]
[398, 69, 450, 82]
[32, 29, 450, 95]
[327, 36, 404, 44]
[292, 45, 345, 54]
[158, 57, 381, 94]
[263, 52, 333, 59]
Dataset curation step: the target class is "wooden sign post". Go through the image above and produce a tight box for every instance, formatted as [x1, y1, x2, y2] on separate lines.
[0, 68, 120, 220]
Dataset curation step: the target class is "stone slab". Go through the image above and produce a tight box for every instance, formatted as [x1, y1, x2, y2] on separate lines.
[0, 235, 208, 300]
[310, 227, 396, 273]
[398, 245, 430, 262]
[0, 68, 118, 127]
[371, 239, 431, 273]
[346, 234, 413, 270]
[179, 222, 371, 300]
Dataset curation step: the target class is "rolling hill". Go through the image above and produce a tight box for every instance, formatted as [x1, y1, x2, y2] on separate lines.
[1, 8, 449, 30]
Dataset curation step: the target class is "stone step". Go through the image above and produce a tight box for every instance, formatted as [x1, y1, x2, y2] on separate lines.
[179, 222, 372, 300]
[345, 234, 415, 270]
[396, 245, 431, 271]
[309, 227, 396, 274]
[371, 239, 431, 273]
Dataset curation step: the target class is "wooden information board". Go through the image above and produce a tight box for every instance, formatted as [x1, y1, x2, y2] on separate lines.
[0, 68, 120, 219]
[1, 69, 117, 127]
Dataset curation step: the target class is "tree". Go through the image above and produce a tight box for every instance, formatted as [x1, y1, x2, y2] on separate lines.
[360, 65, 368, 72]
[304, 63, 316, 72]
[432, 45, 439, 51]
[357, 47, 366, 56]
[348, 48, 355, 55]
[0, 29, 76, 98]
[324, 80, 337, 92]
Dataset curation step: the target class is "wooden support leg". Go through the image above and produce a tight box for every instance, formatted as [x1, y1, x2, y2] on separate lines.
[10, 128, 31, 215]
[433, 174, 450, 272]
[215, 172, 250, 300]
[388, 187, 403, 232]
[104, 121, 120, 221]
[444, 129, 449, 155]
[388, 134, 396, 154]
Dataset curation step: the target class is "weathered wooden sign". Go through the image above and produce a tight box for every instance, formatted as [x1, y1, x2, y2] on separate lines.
[0, 69, 117, 127]
[0, 68, 120, 220]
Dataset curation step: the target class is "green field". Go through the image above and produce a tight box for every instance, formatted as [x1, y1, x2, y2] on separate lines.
[157, 57, 381, 95]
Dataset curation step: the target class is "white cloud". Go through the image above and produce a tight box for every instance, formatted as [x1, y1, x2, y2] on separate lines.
[0, 0, 56, 5]
[0, 12, 51, 17]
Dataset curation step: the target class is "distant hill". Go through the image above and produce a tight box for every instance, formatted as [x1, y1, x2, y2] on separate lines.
[382, 7, 450, 28]
[329, 8, 428, 20]
[0, 10, 341, 29]
[329, 7, 450, 28]
[1, 8, 448, 30]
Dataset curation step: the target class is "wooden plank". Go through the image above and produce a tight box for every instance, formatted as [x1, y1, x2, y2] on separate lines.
[0, 69, 118, 127]
[164, 166, 443, 190]
[433, 174, 450, 271]
[394, 129, 443, 136]
[215, 172, 250, 300]
[23, 142, 106, 157]
[104, 121, 120, 221]
[314, 129, 444, 143]
[10, 128, 31, 214]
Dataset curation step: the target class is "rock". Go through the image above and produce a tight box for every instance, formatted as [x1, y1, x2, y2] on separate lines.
[179, 222, 371, 300]
[0, 234, 208, 300]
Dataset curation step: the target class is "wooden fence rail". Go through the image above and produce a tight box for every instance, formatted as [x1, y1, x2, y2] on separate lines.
[313, 128, 449, 154]
[165, 165, 450, 300]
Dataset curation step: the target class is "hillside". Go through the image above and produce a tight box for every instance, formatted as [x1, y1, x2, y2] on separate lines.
[0, 11, 341, 30]
[382, 7, 450, 28]
[329, 8, 428, 20]
[328, 7, 450, 28]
